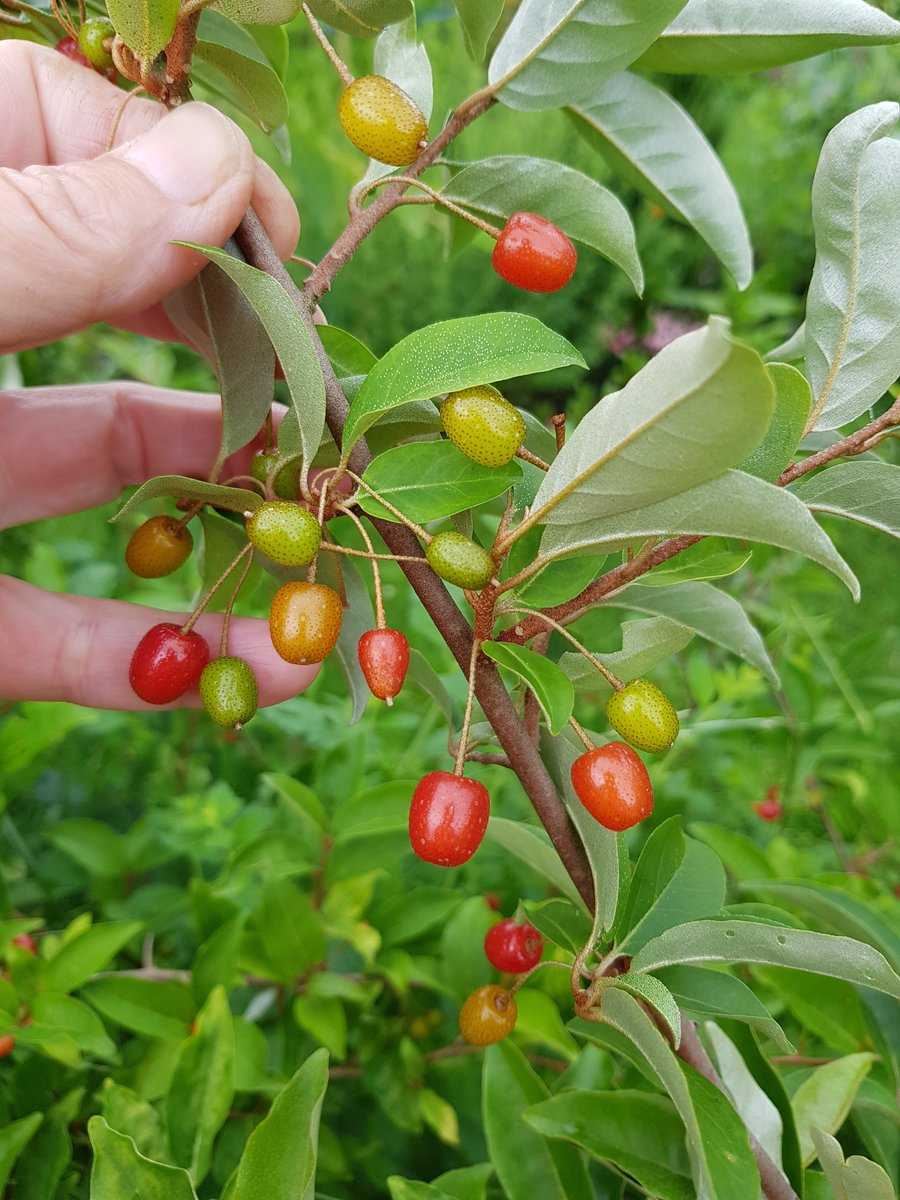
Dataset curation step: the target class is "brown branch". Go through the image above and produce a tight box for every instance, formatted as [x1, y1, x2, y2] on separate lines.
[778, 397, 900, 485]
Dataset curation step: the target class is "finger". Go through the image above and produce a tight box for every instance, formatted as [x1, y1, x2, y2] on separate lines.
[0, 382, 286, 529]
[0, 575, 318, 710]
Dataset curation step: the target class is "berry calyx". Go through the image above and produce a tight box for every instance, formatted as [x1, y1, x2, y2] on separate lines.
[358, 628, 410, 702]
[78, 17, 115, 70]
[570, 742, 653, 832]
[129, 623, 210, 705]
[492, 212, 577, 294]
[426, 531, 494, 591]
[250, 452, 301, 501]
[409, 771, 489, 867]
[606, 679, 679, 754]
[754, 788, 782, 822]
[0, 1035, 15, 1059]
[484, 918, 543, 974]
[338, 75, 427, 167]
[246, 502, 322, 567]
[441, 385, 526, 468]
[269, 581, 343, 664]
[125, 515, 193, 579]
[200, 657, 258, 729]
[11, 934, 36, 955]
[458, 985, 517, 1046]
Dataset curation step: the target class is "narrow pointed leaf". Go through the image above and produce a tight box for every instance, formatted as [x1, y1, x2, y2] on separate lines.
[307, 0, 412, 37]
[455, 0, 504, 60]
[482, 643, 574, 735]
[794, 1054, 877, 1166]
[89, 1118, 198, 1200]
[792, 461, 900, 540]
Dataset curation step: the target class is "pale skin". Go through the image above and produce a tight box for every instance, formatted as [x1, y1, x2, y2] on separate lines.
[0, 42, 319, 708]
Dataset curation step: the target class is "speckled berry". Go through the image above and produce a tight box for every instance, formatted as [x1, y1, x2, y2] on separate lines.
[492, 212, 577, 294]
[251, 452, 301, 501]
[200, 657, 258, 729]
[78, 17, 115, 70]
[338, 74, 427, 166]
[129, 624, 210, 705]
[125, 516, 193, 578]
[606, 679, 679, 754]
[426, 531, 494, 590]
[441, 385, 526, 468]
[269, 581, 343, 664]
[571, 742, 653, 832]
[459, 985, 517, 1046]
[246, 502, 321, 567]
[358, 628, 409, 702]
[409, 771, 489, 867]
[484, 919, 543, 974]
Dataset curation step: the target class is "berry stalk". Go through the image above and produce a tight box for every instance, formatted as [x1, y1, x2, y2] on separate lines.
[454, 636, 481, 776]
[181, 543, 252, 636]
[337, 504, 385, 628]
[218, 547, 255, 657]
[502, 606, 624, 692]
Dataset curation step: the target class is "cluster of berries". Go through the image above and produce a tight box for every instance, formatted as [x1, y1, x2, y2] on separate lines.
[56, 17, 117, 79]
[459, 916, 544, 1046]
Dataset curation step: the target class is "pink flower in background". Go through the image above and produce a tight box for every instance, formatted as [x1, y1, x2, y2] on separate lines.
[606, 310, 702, 359]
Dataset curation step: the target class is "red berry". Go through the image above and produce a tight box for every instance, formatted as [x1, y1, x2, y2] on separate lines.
[358, 628, 410, 702]
[570, 742, 653, 832]
[0, 1035, 14, 1059]
[492, 212, 577, 294]
[129, 623, 210, 705]
[485, 892, 502, 911]
[56, 35, 92, 68]
[754, 800, 782, 822]
[409, 771, 489, 867]
[484, 918, 543, 974]
[11, 934, 36, 955]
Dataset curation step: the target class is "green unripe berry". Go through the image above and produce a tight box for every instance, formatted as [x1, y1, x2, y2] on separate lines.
[200, 657, 258, 729]
[250, 452, 301, 501]
[78, 17, 115, 69]
[441, 385, 526, 468]
[426, 531, 494, 590]
[606, 679, 679, 754]
[246, 501, 321, 567]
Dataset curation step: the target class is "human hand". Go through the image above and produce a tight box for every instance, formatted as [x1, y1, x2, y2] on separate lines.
[0, 42, 317, 709]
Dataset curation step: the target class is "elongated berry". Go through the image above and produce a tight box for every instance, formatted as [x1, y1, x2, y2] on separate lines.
[269, 582, 343, 664]
[78, 17, 115, 69]
[570, 742, 653, 832]
[358, 628, 409, 702]
[251, 452, 301, 501]
[606, 679, 679, 754]
[492, 212, 577, 294]
[246, 502, 321, 567]
[338, 75, 427, 167]
[200, 657, 258, 729]
[459, 985, 517, 1046]
[129, 623, 210, 705]
[442, 385, 526, 468]
[426, 532, 494, 590]
[484, 919, 543, 974]
[409, 771, 489, 867]
[125, 515, 193, 578]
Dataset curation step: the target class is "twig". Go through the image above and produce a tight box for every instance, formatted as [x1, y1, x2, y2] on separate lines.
[779, 397, 900, 485]
[301, 2, 353, 86]
[357, 175, 502, 238]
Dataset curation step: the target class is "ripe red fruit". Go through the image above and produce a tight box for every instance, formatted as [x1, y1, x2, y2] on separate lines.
[570, 742, 653, 832]
[754, 786, 782, 822]
[358, 628, 410, 702]
[129, 623, 210, 705]
[409, 771, 489, 867]
[11, 934, 36, 955]
[492, 212, 577, 294]
[0, 1035, 14, 1059]
[484, 919, 543, 974]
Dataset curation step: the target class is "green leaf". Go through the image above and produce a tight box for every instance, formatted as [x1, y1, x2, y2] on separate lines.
[89, 1118, 198, 1200]
[443, 155, 642, 293]
[793, 461, 900, 541]
[106, 0, 178, 61]
[529, 319, 774, 527]
[231, 1048, 328, 1199]
[405, 649, 455, 731]
[541, 469, 859, 600]
[483, 1042, 594, 1200]
[637, 0, 900, 74]
[525, 1089, 693, 1200]
[482, 643, 574, 735]
[101, 1081, 167, 1162]
[484, 818, 584, 909]
[806, 102, 900, 430]
[754, 968, 869, 1055]
[293, 995, 347, 1060]
[0, 1114, 43, 1194]
[193, 914, 245, 1005]
[318, 325, 377, 377]
[198, 510, 264, 614]
[741, 364, 811, 482]
[375, 888, 463, 948]
[432, 1163, 493, 1200]
[513, 989, 579, 1061]
[455, 0, 504, 60]
[488, 0, 689, 112]
[333, 556, 375, 726]
[811, 1128, 896, 1200]
[257, 879, 326, 982]
[690, 825, 776, 884]
[307, 0, 411, 37]
[42, 921, 142, 994]
[175, 247, 325, 472]
[705, 1023, 784, 1169]
[212, 0, 298, 24]
[569, 71, 751, 288]
[167, 987, 234, 1184]
[31, 993, 116, 1059]
[358, 442, 521, 524]
[419, 1088, 460, 1146]
[619, 834, 727, 955]
[439, 897, 497, 1001]
[82, 977, 195, 1040]
[344, 313, 585, 455]
[613, 973, 682, 1045]
[521, 897, 592, 955]
[15, 1112, 71, 1200]
[631, 918, 900, 1000]
[641, 538, 751, 587]
[194, 17, 289, 133]
[794, 1054, 877, 1166]
[388, 1180, 457, 1200]
[658, 966, 792, 1053]
[47, 818, 127, 878]
[361, 16, 432, 186]
[560, 616, 693, 697]
[504, 527, 607, 608]
[114, 476, 262, 522]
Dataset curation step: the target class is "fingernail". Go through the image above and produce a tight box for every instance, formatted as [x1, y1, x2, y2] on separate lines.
[118, 103, 247, 205]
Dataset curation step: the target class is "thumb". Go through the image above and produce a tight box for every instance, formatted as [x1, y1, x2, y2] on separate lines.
[2, 103, 261, 351]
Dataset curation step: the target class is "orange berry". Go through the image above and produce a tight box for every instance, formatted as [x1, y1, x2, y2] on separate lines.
[269, 582, 343, 664]
[0, 1035, 14, 1059]
[125, 516, 193, 578]
[459, 985, 517, 1046]
[338, 75, 427, 166]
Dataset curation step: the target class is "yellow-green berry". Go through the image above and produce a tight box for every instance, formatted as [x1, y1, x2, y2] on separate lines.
[250, 452, 301, 501]
[338, 75, 427, 167]
[246, 501, 321, 567]
[441, 385, 526, 468]
[200, 657, 258, 729]
[78, 17, 115, 70]
[426, 531, 494, 590]
[606, 679, 679, 754]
